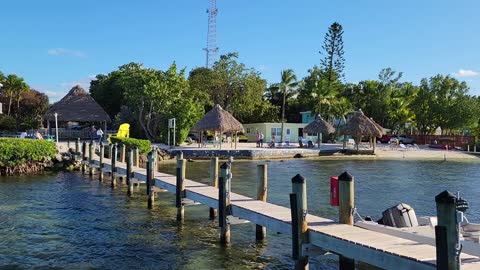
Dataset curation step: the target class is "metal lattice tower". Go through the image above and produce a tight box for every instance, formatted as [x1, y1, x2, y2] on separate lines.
[204, 0, 218, 68]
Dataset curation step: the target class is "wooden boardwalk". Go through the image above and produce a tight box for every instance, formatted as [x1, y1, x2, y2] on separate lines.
[89, 152, 480, 270]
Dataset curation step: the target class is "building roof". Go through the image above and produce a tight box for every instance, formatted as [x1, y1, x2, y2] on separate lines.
[44, 85, 112, 123]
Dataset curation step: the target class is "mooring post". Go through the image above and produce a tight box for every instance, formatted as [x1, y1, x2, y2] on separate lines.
[256, 164, 268, 241]
[219, 162, 231, 244]
[81, 141, 87, 172]
[176, 153, 186, 221]
[133, 147, 139, 167]
[147, 150, 155, 209]
[209, 157, 219, 219]
[111, 144, 117, 188]
[338, 171, 355, 270]
[88, 142, 94, 176]
[290, 174, 309, 270]
[108, 143, 113, 160]
[75, 138, 80, 154]
[126, 148, 133, 196]
[435, 190, 460, 270]
[99, 143, 104, 181]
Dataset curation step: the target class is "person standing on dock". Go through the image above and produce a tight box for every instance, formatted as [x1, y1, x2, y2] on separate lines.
[260, 132, 264, 148]
[96, 128, 104, 145]
[256, 131, 260, 148]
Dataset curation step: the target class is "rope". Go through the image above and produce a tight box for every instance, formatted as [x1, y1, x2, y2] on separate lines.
[352, 207, 365, 222]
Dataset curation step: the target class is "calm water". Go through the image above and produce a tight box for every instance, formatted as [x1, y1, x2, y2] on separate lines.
[1, 159, 480, 269]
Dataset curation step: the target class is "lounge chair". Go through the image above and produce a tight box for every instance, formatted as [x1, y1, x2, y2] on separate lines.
[307, 141, 314, 148]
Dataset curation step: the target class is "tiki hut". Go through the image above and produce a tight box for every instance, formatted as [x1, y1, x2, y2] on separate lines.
[303, 115, 335, 148]
[192, 104, 243, 149]
[44, 85, 111, 139]
[340, 109, 383, 152]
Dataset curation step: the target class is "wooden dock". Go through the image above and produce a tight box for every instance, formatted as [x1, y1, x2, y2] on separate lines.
[83, 143, 480, 270]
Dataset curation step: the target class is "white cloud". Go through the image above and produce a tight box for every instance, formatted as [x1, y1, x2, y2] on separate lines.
[452, 69, 479, 77]
[47, 48, 87, 58]
[256, 64, 268, 71]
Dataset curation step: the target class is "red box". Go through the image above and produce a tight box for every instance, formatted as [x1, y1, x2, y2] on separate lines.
[330, 176, 339, 206]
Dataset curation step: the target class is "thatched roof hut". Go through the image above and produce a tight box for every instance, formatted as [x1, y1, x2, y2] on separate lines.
[303, 115, 335, 134]
[340, 109, 382, 137]
[340, 109, 383, 152]
[192, 104, 243, 149]
[192, 104, 243, 133]
[44, 85, 111, 123]
[369, 117, 385, 135]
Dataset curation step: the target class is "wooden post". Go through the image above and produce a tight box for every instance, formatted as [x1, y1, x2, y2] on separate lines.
[111, 144, 117, 188]
[119, 144, 125, 163]
[88, 142, 94, 176]
[338, 171, 355, 270]
[147, 150, 154, 209]
[467, 145, 470, 152]
[81, 141, 87, 172]
[127, 149, 133, 196]
[290, 174, 309, 270]
[474, 145, 477, 152]
[99, 143, 104, 181]
[153, 147, 158, 172]
[256, 164, 268, 241]
[435, 190, 460, 270]
[75, 138, 80, 153]
[209, 157, 219, 220]
[219, 162, 231, 244]
[133, 147, 139, 167]
[176, 153, 186, 221]
[108, 143, 113, 160]
[67, 139, 70, 148]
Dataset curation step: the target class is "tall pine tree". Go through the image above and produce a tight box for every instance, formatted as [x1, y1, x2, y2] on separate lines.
[320, 22, 345, 82]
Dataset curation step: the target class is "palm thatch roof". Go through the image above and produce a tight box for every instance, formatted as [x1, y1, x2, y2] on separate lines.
[340, 109, 383, 137]
[44, 85, 111, 123]
[303, 115, 335, 134]
[369, 117, 385, 135]
[192, 104, 243, 132]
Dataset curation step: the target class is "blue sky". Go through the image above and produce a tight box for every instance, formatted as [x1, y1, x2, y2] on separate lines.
[1, 0, 479, 102]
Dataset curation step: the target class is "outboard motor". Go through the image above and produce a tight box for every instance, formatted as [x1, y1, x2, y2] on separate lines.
[379, 203, 418, 228]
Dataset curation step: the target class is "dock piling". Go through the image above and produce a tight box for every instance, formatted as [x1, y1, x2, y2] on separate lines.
[133, 147, 139, 167]
[219, 162, 231, 244]
[147, 150, 154, 209]
[119, 144, 126, 163]
[338, 171, 355, 270]
[111, 144, 117, 188]
[209, 157, 219, 220]
[256, 164, 268, 241]
[108, 143, 113, 160]
[435, 190, 460, 270]
[81, 141, 87, 172]
[75, 138, 80, 154]
[176, 153, 186, 221]
[290, 174, 309, 270]
[127, 148, 133, 196]
[99, 143, 104, 181]
[88, 142, 94, 176]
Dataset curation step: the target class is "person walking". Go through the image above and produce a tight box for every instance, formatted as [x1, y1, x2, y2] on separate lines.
[255, 131, 260, 148]
[97, 128, 104, 145]
[259, 132, 264, 148]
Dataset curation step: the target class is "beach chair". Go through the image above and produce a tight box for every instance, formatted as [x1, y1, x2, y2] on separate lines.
[399, 143, 408, 150]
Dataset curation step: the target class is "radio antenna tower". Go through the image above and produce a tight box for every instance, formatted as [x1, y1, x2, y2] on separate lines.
[204, 0, 218, 68]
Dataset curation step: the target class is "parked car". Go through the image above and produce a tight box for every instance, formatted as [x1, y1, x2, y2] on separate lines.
[186, 133, 199, 142]
[378, 134, 394, 144]
[237, 132, 248, 142]
[389, 135, 415, 145]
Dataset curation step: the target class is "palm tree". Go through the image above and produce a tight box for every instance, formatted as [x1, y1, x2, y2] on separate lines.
[279, 69, 298, 143]
[3, 75, 28, 116]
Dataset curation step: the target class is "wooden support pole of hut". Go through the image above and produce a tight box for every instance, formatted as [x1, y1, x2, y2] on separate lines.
[256, 164, 268, 241]
[219, 162, 231, 244]
[133, 147, 139, 167]
[99, 143, 105, 181]
[88, 142, 94, 176]
[338, 171, 355, 270]
[153, 147, 158, 172]
[209, 157, 219, 220]
[126, 148, 133, 196]
[176, 153, 186, 221]
[111, 144, 117, 188]
[290, 174, 309, 270]
[81, 141, 87, 172]
[147, 150, 154, 209]
[435, 191, 460, 270]
[475, 145, 477, 153]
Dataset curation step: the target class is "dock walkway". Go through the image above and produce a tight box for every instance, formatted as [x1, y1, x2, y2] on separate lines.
[89, 152, 480, 270]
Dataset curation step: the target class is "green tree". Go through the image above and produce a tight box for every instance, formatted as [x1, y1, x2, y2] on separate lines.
[2, 74, 28, 116]
[279, 69, 298, 142]
[320, 22, 345, 82]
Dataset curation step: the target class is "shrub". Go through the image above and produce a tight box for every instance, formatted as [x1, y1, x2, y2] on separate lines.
[0, 115, 16, 131]
[109, 136, 151, 154]
[0, 138, 56, 167]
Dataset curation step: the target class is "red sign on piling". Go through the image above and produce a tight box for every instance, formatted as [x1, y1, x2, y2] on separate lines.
[330, 176, 339, 206]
